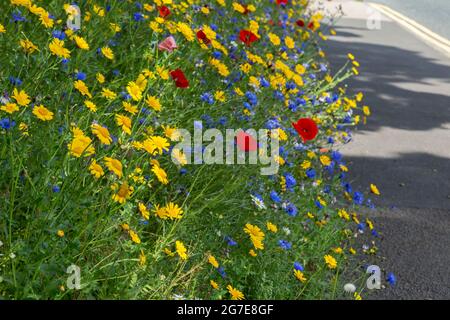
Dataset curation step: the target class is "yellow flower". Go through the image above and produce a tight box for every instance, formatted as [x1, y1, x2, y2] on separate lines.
[145, 95, 161, 111]
[112, 182, 133, 204]
[89, 160, 104, 179]
[164, 202, 183, 219]
[12, 88, 30, 106]
[49, 38, 71, 59]
[152, 164, 168, 184]
[208, 255, 219, 268]
[363, 105, 371, 116]
[101, 88, 117, 100]
[266, 221, 278, 233]
[91, 123, 112, 145]
[96, 73, 106, 84]
[370, 183, 380, 195]
[104, 157, 123, 178]
[177, 22, 195, 41]
[0, 24, 5, 33]
[244, 223, 265, 250]
[123, 101, 138, 115]
[1, 103, 19, 114]
[284, 36, 295, 49]
[324, 254, 337, 269]
[73, 36, 90, 50]
[162, 125, 180, 140]
[129, 229, 141, 244]
[138, 203, 150, 220]
[268, 33, 280, 46]
[139, 250, 146, 266]
[210, 280, 219, 289]
[175, 241, 188, 260]
[294, 269, 307, 283]
[74, 80, 92, 98]
[320, 155, 331, 166]
[57, 230, 65, 238]
[39, 12, 54, 28]
[33, 105, 54, 121]
[84, 100, 97, 112]
[171, 148, 187, 166]
[249, 249, 257, 257]
[153, 204, 168, 219]
[143, 136, 169, 155]
[101, 46, 114, 60]
[115, 114, 132, 135]
[126, 81, 143, 101]
[20, 39, 39, 54]
[227, 285, 244, 300]
[68, 134, 95, 158]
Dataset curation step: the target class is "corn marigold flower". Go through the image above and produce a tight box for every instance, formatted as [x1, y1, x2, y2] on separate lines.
[49, 38, 71, 59]
[84, 100, 97, 112]
[243, 223, 265, 250]
[152, 164, 168, 184]
[57, 230, 65, 237]
[227, 285, 244, 300]
[210, 280, 219, 289]
[177, 22, 195, 41]
[126, 81, 142, 101]
[370, 183, 380, 195]
[89, 160, 104, 179]
[266, 221, 278, 233]
[153, 204, 168, 219]
[68, 134, 95, 158]
[294, 269, 307, 283]
[115, 114, 132, 135]
[145, 95, 162, 111]
[249, 249, 257, 257]
[324, 254, 337, 269]
[96, 73, 105, 84]
[0, 24, 5, 33]
[20, 39, 39, 54]
[1, 103, 19, 114]
[164, 202, 183, 219]
[175, 240, 187, 260]
[74, 80, 92, 98]
[143, 136, 169, 155]
[122, 101, 138, 115]
[33, 105, 53, 121]
[101, 46, 114, 60]
[101, 88, 117, 100]
[208, 255, 219, 268]
[171, 148, 187, 166]
[138, 203, 150, 220]
[112, 181, 133, 204]
[129, 229, 141, 244]
[104, 157, 123, 178]
[139, 250, 146, 266]
[12, 88, 30, 106]
[320, 155, 331, 166]
[91, 123, 112, 145]
[74, 36, 90, 50]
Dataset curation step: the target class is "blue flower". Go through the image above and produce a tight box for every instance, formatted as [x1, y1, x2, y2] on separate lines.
[0, 118, 15, 130]
[294, 262, 304, 271]
[75, 71, 86, 81]
[200, 92, 214, 104]
[52, 185, 61, 193]
[133, 12, 144, 22]
[270, 190, 282, 203]
[279, 240, 292, 250]
[285, 203, 298, 217]
[217, 267, 227, 278]
[353, 192, 364, 205]
[284, 173, 296, 189]
[386, 273, 396, 286]
[306, 168, 316, 179]
[225, 236, 237, 246]
[52, 30, 66, 40]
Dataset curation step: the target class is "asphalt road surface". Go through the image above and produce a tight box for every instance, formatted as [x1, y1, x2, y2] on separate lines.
[323, 1, 450, 299]
[370, 0, 450, 39]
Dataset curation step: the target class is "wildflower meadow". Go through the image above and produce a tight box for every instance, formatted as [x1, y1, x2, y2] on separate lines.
[0, 0, 380, 300]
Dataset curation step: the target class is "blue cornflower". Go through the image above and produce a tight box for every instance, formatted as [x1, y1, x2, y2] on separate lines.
[294, 262, 304, 271]
[285, 203, 298, 217]
[52, 185, 61, 193]
[225, 236, 237, 246]
[306, 168, 316, 179]
[133, 12, 144, 22]
[200, 92, 214, 104]
[353, 192, 364, 205]
[212, 51, 222, 59]
[386, 273, 396, 286]
[279, 240, 292, 250]
[284, 173, 296, 189]
[52, 30, 66, 40]
[75, 71, 86, 81]
[270, 191, 282, 203]
[217, 267, 227, 278]
[0, 118, 15, 130]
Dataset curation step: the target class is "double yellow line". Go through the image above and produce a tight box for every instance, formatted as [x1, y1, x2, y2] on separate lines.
[370, 2, 450, 57]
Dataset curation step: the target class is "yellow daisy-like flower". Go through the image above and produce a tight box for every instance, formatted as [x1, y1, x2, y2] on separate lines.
[210, 280, 219, 289]
[112, 182, 133, 204]
[91, 123, 112, 145]
[12, 88, 30, 107]
[162, 125, 180, 141]
[143, 136, 169, 155]
[126, 81, 143, 102]
[101, 46, 114, 60]
[145, 95, 161, 111]
[324, 254, 337, 269]
[175, 240, 188, 260]
[0, 24, 5, 33]
[177, 22, 195, 41]
[57, 230, 65, 238]
[139, 250, 146, 266]
[49, 38, 71, 59]
[151, 164, 168, 185]
[227, 285, 245, 300]
[249, 249, 257, 257]
[104, 157, 123, 178]
[84, 100, 97, 112]
[20, 39, 39, 54]
[89, 160, 104, 179]
[138, 203, 150, 220]
[122, 101, 138, 115]
[32, 105, 54, 121]
[243, 223, 265, 250]
[208, 255, 219, 268]
[129, 229, 141, 244]
[39, 12, 54, 28]
[73, 36, 90, 50]
[164, 202, 183, 219]
[153, 204, 168, 219]
[101, 88, 117, 100]
[1, 103, 19, 114]
[96, 73, 106, 84]
[266, 221, 278, 233]
[74, 80, 92, 98]
[171, 148, 187, 166]
[370, 183, 380, 195]
[320, 155, 331, 166]
[68, 134, 95, 158]
[294, 269, 307, 283]
[115, 114, 132, 135]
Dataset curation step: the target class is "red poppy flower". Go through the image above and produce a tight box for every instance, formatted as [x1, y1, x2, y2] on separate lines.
[170, 69, 189, 88]
[307, 21, 315, 30]
[276, 0, 288, 5]
[196, 30, 211, 45]
[292, 118, 318, 142]
[159, 6, 171, 18]
[239, 29, 258, 46]
[296, 19, 305, 27]
[236, 131, 258, 152]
